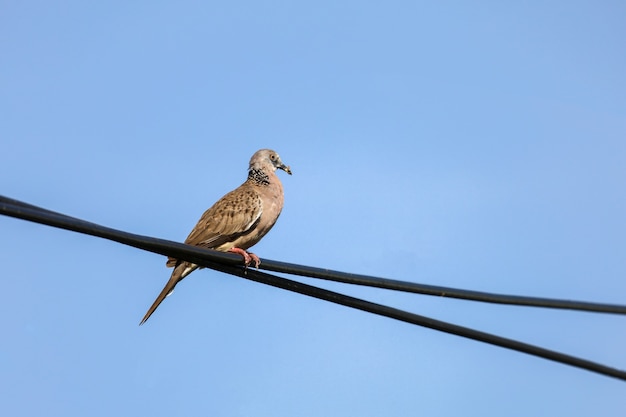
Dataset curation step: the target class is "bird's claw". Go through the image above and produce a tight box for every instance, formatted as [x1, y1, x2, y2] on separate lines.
[229, 247, 261, 269]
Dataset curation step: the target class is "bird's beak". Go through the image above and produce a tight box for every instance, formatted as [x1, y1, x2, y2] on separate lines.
[280, 164, 292, 175]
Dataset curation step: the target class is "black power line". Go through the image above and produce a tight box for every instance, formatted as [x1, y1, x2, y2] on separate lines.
[261, 259, 626, 314]
[1, 194, 625, 381]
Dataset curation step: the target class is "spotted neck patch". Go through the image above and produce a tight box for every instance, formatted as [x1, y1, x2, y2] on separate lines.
[248, 168, 270, 185]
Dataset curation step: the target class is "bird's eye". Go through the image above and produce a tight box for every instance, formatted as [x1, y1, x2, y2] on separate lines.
[270, 154, 276, 160]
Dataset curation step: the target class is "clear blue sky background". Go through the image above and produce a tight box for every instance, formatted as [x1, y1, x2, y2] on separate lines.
[2, 1, 625, 416]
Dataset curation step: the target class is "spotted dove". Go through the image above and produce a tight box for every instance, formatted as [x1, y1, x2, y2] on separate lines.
[140, 149, 291, 325]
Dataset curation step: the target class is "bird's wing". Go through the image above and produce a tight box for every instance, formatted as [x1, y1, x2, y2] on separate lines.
[166, 185, 263, 267]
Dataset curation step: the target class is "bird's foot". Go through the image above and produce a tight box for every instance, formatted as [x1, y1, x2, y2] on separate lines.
[229, 247, 260, 268]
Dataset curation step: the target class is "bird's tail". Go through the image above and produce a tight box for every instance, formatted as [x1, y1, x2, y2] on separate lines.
[139, 263, 198, 325]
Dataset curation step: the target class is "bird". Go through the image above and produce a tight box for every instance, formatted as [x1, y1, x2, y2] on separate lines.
[139, 149, 292, 325]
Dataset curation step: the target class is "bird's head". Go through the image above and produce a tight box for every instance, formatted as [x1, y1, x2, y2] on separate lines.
[250, 149, 292, 175]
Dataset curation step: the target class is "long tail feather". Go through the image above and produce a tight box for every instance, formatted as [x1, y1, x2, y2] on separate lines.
[139, 263, 198, 325]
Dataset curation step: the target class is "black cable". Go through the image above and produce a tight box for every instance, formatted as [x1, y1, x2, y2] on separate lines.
[261, 259, 626, 314]
[2, 195, 625, 315]
[1, 195, 626, 381]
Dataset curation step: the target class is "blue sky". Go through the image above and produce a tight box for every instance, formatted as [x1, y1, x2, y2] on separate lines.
[2, 1, 625, 416]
